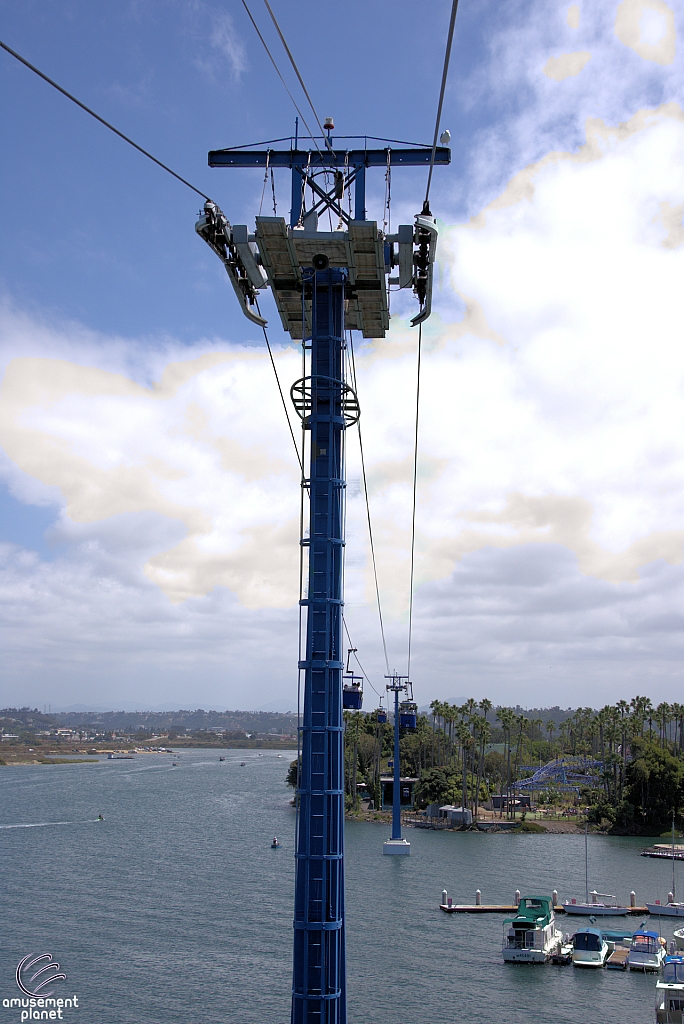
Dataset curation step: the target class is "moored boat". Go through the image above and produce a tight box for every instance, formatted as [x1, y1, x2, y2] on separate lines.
[648, 902, 684, 919]
[628, 929, 666, 972]
[502, 896, 563, 964]
[563, 892, 629, 916]
[572, 926, 610, 967]
[674, 928, 684, 952]
[655, 955, 684, 1022]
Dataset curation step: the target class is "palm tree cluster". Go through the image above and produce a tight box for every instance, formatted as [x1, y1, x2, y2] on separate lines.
[339, 696, 684, 822]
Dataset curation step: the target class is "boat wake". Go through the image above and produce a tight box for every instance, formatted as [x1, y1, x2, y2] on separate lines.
[0, 818, 102, 829]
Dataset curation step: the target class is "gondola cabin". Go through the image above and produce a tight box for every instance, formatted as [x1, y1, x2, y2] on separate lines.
[342, 675, 363, 710]
[375, 707, 387, 724]
[399, 701, 417, 729]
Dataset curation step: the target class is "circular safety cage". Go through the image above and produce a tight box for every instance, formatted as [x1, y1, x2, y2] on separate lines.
[290, 375, 360, 427]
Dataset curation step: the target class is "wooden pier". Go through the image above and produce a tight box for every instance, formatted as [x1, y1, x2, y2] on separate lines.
[606, 947, 630, 970]
[439, 903, 650, 914]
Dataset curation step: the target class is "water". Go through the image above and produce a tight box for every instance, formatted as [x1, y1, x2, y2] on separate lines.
[1, 750, 680, 1023]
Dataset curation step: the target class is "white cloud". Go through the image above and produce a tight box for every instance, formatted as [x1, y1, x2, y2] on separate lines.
[2, 2, 684, 709]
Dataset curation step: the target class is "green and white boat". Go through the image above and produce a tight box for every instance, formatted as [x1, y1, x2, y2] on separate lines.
[502, 896, 563, 964]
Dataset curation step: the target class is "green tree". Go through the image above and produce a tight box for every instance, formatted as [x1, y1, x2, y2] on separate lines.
[624, 739, 684, 831]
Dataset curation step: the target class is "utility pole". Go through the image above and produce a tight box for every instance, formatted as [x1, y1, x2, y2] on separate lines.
[197, 127, 447, 1024]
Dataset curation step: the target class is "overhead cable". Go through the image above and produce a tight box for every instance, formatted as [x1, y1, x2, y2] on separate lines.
[239, 1, 320, 154]
[258, 320, 304, 476]
[261, 0, 334, 154]
[349, 335, 391, 677]
[0, 38, 211, 201]
[342, 616, 383, 700]
[424, 0, 459, 205]
[406, 323, 423, 679]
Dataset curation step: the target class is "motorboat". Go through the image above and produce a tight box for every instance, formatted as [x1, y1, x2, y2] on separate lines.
[656, 956, 684, 1022]
[572, 926, 610, 967]
[674, 928, 684, 952]
[564, 892, 629, 916]
[628, 929, 666, 972]
[502, 895, 563, 963]
[240, 762, 246, 766]
[219, 757, 225, 761]
[271, 837, 281, 849]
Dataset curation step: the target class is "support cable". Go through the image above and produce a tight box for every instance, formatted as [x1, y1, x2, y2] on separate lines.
[348, 335, 391, 677]
[239, 1, 320, 153]
[406, 323, 423, 679]
[424, 0, 459, 206]
[0, 39, 210, 202]
[261, 0, 334, 154]
[341, 616, 382, 700]
[256, 313, 304, 476]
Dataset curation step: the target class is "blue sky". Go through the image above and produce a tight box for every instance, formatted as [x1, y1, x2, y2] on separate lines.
[1, 0, 684, 711]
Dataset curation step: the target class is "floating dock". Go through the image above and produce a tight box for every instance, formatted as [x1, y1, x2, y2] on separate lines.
[606, 947, 630, 970]
[642, 845, 684, 861]
[439, 903, 649, 914]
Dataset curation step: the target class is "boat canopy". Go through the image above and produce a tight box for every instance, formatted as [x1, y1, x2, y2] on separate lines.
[664, 957, 684, 984]
[632, 930, 661, 952]
[506, 896, 553, 929]
[573, 928, 604, 952]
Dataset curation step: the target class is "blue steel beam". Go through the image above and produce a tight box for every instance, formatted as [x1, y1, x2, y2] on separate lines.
[292, 268, 347, 1024]
[208, 146, 451, 168]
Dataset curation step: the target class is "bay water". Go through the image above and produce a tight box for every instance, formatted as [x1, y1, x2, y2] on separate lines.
[1, 749, 680, 1023]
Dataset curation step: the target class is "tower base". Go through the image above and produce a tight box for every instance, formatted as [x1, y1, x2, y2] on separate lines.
[383, 839, 411, 855]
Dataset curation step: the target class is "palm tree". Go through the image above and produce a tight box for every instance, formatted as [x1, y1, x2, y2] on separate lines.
[474, 718, 491, 821]
[546, 718, 555, 756]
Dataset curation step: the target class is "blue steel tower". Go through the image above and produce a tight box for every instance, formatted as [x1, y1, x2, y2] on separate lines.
[292, 266, 347, 1024]
[196, 131, 447, 1024]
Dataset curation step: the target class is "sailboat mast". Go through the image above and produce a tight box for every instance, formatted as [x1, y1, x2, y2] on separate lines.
[585, 821, 589, 905]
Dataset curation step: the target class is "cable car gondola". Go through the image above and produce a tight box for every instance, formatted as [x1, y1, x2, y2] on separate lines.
[343, 678, 363, 710]
[375, 706, 387, 724]
[399, 700, 418, 730]
[342, 648, 363, 710]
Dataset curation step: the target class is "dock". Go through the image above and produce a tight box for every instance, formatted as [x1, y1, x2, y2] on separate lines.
[606, 947, 630, 970]
[439, 903, 650, 914]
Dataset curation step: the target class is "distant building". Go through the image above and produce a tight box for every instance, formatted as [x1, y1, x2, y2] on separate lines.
[380, 776, 417, 810]
[488, 794, 531, 811]
[438, 805, 473, 826]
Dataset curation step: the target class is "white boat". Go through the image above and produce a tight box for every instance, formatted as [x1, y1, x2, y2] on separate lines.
[656, 956, 684, 1023]
[563, 824, 629, 915]
[502, 895, 563, 963]
[628, 929, 666, 972]
[648, 902, 684, 919]
[674, 928, 684, 952]
[572, 926, 610, 967]
[564, 892, 629, 916]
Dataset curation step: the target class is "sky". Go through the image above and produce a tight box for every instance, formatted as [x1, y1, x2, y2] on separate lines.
[1, 0, 683, 712]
